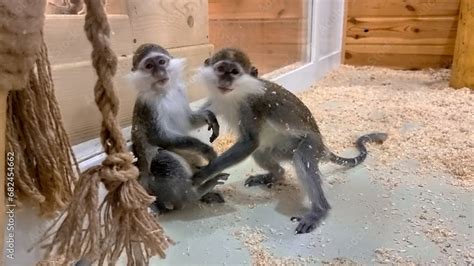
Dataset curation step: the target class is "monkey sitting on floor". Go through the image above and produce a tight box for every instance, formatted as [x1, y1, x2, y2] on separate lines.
[193, 48, 388, 234]
[128, 43, 229, 213]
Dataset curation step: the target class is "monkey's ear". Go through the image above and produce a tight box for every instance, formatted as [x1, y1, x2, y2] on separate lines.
[204, 58, 211, 66]
[250, 66, 259, 77]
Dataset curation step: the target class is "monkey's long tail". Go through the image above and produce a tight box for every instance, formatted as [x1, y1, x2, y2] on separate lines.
[327, 132, 388, 167]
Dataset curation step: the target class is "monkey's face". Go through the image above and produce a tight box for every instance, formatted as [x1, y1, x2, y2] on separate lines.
[211, 60, 245, 94]
[138, 53, 171, 88]
[199, 48, 264, 98]
[127, 51, 185, 95]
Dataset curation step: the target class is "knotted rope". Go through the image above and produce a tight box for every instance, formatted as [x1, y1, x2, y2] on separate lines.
[1, 0, 76, 217]
[6, 41, 77, 216]
[39, 0, 172, 264]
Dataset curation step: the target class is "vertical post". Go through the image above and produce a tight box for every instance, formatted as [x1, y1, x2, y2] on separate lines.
[0, 89, 7, 262]
[341, 0, 349, 63]
[450, 0, 474, 89]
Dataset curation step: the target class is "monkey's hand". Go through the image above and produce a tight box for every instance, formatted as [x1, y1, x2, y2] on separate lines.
[192, 167, 212, 186]
[205, 111, 219, 143]
[203, 145, 218, 162]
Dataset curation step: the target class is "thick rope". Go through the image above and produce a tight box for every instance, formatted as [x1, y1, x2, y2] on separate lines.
[6, 40, 77, 217]
[40, 0, 172, 264]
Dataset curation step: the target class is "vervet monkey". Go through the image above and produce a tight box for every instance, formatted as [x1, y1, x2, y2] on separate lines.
[128, 43, 227, 212]
[193, 48, 388, 233]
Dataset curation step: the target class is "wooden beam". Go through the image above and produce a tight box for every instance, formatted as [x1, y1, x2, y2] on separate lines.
[346, 16, 458, 45]
[44, 15, 133, 65]
[348, 0, 460, 17]
[450, 0, 474, 89]
[341, 0, 349, 63]
[209, 19, 305, 74]
[209, 0, 304, 20]
[125, 0, 209, 49]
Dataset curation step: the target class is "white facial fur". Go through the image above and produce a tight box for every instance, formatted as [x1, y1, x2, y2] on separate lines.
[126, 52, 186, 96]
[196, 65, 266, 133]
[127, 54, 192, 136]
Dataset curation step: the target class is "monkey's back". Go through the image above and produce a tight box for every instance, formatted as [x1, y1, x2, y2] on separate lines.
[253, 79, 321, 135]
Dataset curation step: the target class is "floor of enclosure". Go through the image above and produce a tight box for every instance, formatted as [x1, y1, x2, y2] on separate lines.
[140, 65, 472, 265]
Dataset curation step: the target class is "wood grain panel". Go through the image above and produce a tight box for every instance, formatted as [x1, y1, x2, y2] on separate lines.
[126, 0, 209, 49]
[345, 49, 453, 69]
[346, 44, 455, 56]
[53, 44, 213, 144]
[44, 15, 134, 65]
[348, 0, 460, 17]
[105, 0, 127, 14]
[209, 19, 306, 74]
[346, 16, 458, 45]
[209, 0, 305, 20]
[450, 0, 474, 88]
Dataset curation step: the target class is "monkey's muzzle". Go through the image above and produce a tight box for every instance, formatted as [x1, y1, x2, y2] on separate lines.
[217, 86, 233, 94]
[154, 77, 169, 86]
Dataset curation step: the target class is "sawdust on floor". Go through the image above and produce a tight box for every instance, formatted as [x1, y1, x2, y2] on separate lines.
[211, 65, 473, 265]
[214, 65, 473, 189]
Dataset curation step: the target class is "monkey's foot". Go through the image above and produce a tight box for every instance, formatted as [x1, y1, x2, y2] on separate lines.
[150, 202, 173, 215]
[291, 211, 327, 234]
[200, 192, 225, 204]
[244, 174, 276, 188]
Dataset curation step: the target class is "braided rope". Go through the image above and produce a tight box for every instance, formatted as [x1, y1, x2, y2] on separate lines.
[39, 0, 172, 264]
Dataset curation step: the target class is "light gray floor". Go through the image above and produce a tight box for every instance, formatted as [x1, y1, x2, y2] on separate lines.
[143, 151, 473, 265]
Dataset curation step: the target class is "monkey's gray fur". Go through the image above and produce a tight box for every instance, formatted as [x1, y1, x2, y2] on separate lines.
[128, 43, 227, 212]
[193, 48, 388, 234]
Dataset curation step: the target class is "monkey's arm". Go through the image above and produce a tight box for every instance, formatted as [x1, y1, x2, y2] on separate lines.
[192, 108, 261, 185]
[189, 109, 219, 143]
[148, 131, 217, 162]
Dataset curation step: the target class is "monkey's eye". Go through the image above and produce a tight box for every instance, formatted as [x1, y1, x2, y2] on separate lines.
[217, 65, 225, 73]
[231, 68, 240, 75]
[158, 59, 167, 65]
[145, 63, 154, 70]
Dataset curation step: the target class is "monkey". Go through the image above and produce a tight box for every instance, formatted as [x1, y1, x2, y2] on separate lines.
[148, 147, 229, 212]
[192, 48, 388, 234]
[128, 43, 227, 212]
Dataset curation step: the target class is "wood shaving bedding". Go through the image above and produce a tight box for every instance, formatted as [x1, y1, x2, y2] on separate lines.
[212, 65, 473, 188]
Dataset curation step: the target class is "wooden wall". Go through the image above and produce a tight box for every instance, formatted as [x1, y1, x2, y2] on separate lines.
[344, 0, 460, 69]
[209, 0, 308, 75]
[45, 0, 212, 145]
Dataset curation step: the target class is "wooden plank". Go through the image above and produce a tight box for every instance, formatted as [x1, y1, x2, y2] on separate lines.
[450, 0, 474, 89]
[126, 0, 209, 49]
[0, 90, 6, 266]
[247, 51, 302, 74]
[346, 44, 455, 56]
[341, 0, 349, 63]
[105, 0, 127, 14]
[44, 15, 134, 65]
[346, 16, 458, 45]
[209, 0, 305, 20]
[348, 0, 460, 17]
[345, 50, 452, 69]
[173, 44, 214, 101]
[209, 19, 306, 74]
[53, 44, 213, 144]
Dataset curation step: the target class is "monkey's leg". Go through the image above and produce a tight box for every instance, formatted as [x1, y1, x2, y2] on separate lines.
[245, 149, 285, 188]
[290, 136, 330, 234]
[150, 201, 173, 214]
[200, 192, 225, 204]
[196, 173, 229, 201]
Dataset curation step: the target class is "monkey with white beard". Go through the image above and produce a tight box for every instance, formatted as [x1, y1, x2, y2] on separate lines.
[193, 48, 388, 234]
[128, 44, 228, 213]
